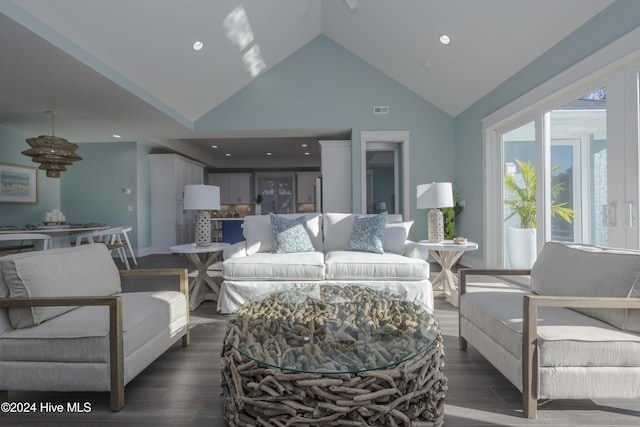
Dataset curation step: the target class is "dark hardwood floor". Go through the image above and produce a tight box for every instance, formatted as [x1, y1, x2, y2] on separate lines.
[2, 253, 639, 425]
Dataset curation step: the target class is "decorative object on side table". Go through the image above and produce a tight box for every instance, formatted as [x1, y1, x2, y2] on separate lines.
[417, 182, 454, 242]
[183, 184, 221, 247]
[442, 188, 463, 239]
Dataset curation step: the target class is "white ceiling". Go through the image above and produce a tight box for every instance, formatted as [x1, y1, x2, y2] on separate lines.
[0, 0, 615, 167]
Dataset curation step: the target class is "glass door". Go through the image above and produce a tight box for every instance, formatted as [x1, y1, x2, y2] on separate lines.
[256, 174, 294, 215]
[502, 121, 537, 268]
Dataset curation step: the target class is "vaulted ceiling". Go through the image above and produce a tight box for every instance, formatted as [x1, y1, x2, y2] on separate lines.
[0, 0, 614, 166]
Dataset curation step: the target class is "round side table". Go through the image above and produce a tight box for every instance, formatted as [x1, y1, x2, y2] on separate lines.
[170, 242, 229, 310]
[419, 240, 478, 307]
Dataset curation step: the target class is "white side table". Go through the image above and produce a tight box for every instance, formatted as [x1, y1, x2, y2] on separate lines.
[418, 240, 478, 307]
[170, 242, 230, 311]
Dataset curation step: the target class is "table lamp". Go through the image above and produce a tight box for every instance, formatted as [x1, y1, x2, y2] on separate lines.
[374, 201, 387, 213]
[183, 184, 221, 247]
[417, 182, 453, 242]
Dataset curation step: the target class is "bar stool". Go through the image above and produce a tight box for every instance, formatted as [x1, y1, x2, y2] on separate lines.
[0, 233, 52, 255]
[75, 227, 130, 269]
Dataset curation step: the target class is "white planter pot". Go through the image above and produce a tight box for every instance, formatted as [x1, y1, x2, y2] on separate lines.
[506, 228, 537, 268]
[255, 204, 261, 215]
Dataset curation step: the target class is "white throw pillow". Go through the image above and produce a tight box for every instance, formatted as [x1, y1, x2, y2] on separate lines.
[384, 221, 414, 254]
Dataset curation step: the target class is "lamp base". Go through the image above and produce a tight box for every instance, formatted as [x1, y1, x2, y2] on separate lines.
[427, 208, 445, 243]
[194, 210, 212, 247]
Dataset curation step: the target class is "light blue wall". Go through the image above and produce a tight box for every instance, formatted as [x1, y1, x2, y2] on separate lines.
[197, 35, 455, 240]
[61, 141, 140, 248]
[454, 0, 640, 263]
[0, 127, 60, 224]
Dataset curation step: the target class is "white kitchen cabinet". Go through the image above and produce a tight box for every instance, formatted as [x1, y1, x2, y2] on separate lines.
[150, 154, 204, 253]
[319, 140, 352, 212]
[208, 173, 252, 204]
[296, 171, 319, 204]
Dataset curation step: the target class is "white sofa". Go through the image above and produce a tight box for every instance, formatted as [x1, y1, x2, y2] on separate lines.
[218, 212, 433, 313]
[459, 241, 640, 418]
[0, 244, 190, 411]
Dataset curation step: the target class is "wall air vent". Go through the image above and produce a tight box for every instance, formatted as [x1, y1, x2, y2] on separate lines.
[373, 106, 389, 115]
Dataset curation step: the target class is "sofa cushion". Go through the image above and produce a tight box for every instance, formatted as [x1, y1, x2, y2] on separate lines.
[531, 242, 640, 332]
[1, 244, 121, 329]
[325, 251, 429, 281]
[384, 221, 414, 255]
[0, 291, 187, 363]
[270, 214, 315, 254]
[461, 288, 640, 367]
[345, 213, 387, 254]
[323, 213, 357, 251]
[244, 213, 323, 255]
[223, 251, 325, 281]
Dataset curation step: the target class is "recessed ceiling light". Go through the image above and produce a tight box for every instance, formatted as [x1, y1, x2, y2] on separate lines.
[301, 144, 308, 148]
[266, 152, 272, 156]
[112, 134, 121, 139]
[192, 40, 204, 51]
[225, 153, 231, 157]
[439, 35, 450, 45]
[211, 145, 218, 149]
[304, 152, 310, 156]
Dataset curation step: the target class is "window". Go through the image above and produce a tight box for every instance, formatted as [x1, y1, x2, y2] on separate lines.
[484, 34, 640, 267]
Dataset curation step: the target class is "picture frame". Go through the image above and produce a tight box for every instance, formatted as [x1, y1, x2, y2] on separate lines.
[0, 163, 38, 204]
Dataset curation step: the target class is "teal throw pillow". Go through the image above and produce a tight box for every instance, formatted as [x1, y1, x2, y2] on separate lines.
[346, 212, 387, 254]
[270, 214, 315, 254]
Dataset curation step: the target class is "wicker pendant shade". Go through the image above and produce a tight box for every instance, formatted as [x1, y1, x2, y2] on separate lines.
[22, 112, 82, 178]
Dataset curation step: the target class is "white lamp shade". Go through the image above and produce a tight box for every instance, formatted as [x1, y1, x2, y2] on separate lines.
[183, 185, 221, 210]
[416, 182, 454, 209]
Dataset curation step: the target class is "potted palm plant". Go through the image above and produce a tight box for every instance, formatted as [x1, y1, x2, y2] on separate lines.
[255, 194, 263, 215]
[504, 159, 574, 268]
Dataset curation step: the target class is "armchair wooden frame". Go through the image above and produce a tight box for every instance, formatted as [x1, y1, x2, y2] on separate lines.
[459, 268, 640, 419]
[0, 268, 189, 412]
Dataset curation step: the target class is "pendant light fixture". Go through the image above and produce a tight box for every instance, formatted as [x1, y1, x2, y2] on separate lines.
[22, 111, 82, 178]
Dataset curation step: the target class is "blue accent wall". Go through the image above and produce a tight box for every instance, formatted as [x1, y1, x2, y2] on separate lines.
[454, 0, 640, 263]
[197, 35, 455, 241]
[0, 127, 60, 224]
[60, 141, 140, 248]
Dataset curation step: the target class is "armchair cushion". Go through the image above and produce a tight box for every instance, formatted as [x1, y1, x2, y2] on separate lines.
[1, 244, 121, 329]
[0, 291, 187, 363]
[461, 288, 640, 367]
[531, 242, 640, 332]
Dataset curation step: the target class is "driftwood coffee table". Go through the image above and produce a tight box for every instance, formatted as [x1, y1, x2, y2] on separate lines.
[221, 284, 447, 426]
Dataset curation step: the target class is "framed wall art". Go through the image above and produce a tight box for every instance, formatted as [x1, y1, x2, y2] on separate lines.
[0, 163, 38, 203]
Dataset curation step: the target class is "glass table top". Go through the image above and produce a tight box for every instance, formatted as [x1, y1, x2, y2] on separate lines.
[225, 284, 440, 374]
